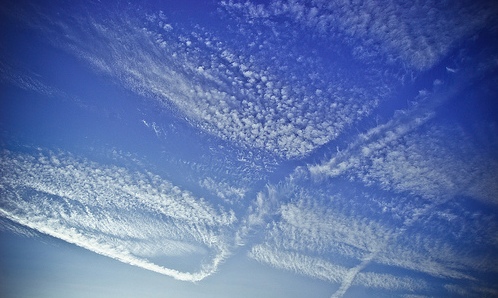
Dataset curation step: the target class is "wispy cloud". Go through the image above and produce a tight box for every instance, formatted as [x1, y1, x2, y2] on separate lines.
[5, 1, 390, 159]
[0, 60, 75, 101]
[310, 116, 498, 206]
[308, 73, 498, 206]
[246, 172, 498, 297]
[0, 217, 40, 238]
[0, 148, 237, 281]
[2, 1, 497, 297]
[249, 244, 347, 284]
[330, 250, 379, 298]
[246, 183, 430, 294]
[221, 0, 497, 70]
[298, 64, 498, 296]
[199, 177, 247, 204]
[250, 243, 429, 295]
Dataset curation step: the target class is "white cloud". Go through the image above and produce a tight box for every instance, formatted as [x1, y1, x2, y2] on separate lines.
[357, 125, 498, 204]
[222, 0, 497, 70]
[330, 251, 378, 298]
[0, 60, 75, 101]
[249, 244, 347, 284]
[0, 148, 237, 281]
[0, 217, 40, 238]
[250, 239, 427, 293]
[245, 184, 433, 294]
[10, 2, 385, 159]
[311, 119, 498, 205]
[199, 177, 247, 204]
[3, 2, 497, 297]
[308, 72, 498, 206]
[308, 110, 436, 179]
[245, 173, 498, 296]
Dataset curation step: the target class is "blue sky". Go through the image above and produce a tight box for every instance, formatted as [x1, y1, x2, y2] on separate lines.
[1, 0, 498, 297]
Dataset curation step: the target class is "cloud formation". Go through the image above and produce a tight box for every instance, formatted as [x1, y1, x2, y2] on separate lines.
[221, 0, 497, 70]
[1, 1, 497, 297]
[309, 107, 498, 206]
[0, 60, 74, 101]
[247, 173, 498, 297]
[247, 184, 431, 295]
[0, 148, 237, 281]
[6, 1, 391, 159]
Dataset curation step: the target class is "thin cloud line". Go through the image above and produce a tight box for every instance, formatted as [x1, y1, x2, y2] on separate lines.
[331, 250, 379, 298]
[0, 148, 237, 282]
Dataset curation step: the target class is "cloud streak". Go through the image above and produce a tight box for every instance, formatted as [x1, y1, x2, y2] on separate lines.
[221, 0, 497, 70]
[5, 1, 391, 159]
[246, 184, 431, 294]
[0, 60, 76, 101]
[247, 163, 498, 297]
[1, 1, 497, 297]
[309, 111, 498, 206]
[0, 148, 237, 281]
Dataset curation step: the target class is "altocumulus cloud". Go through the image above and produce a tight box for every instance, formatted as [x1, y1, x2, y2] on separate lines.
[221, 0, 497, 70]
[1, 0, 497, 297]
[8, 0, 389, 159]
[247, 164, 498, 297]
[0, 148, 237, 282]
